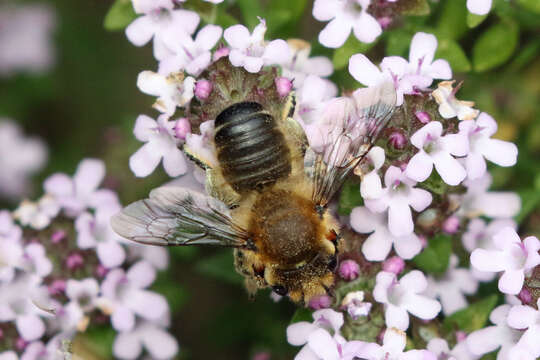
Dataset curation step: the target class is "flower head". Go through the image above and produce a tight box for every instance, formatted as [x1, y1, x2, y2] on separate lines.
[432, 81, 479, 120]
[137, 71, 195, 115]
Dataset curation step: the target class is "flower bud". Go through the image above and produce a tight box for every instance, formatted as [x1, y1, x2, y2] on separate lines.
[456, 331, 467, 342]
[95, 264, 109, 278]
[341, 291, 372, 319]
[339, 259, 360, 280]
[308, 294, 332, 309]
[274, 76, 293, 97]
[388, 131, 407, 149]
[174, 117, 191, 140]
[518, 287, 532, 305]
[195, 79, 213, 100]
[442, 216, 460, 234]
[66, 253, 84, 270]
[252, 352, 271, 360]
[377, 16, 392, 29]
[16, 337, 27, 351]
[213, 46, 230, 61]
[51, 230, 66, 244]
[415, 111, 431, 124]
[382, 256, 405, 274]
[48, 279, 66, 295]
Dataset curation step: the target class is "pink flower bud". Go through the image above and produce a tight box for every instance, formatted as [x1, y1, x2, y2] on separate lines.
[274, 76, 293, 97]
[51, 230, 66, 244]
[382, 256, 405, 274]
[16, 337, 28, 351]
[419, 235, 428, 248]
[195, 79, 213, 100]
[442, 216, 460, 234]
[48, 279, 66, 295]
[95, 264, 109, 278]
[0, 328, 3, 340]
[518, 287, 532, 305]
[66, 253, 84, 270]
[308, 294, 332, 309]
[213, 46, 230, 61]
[455, 331, 467, 342]
[174, 117, 191, 140]
[252, 352, 271, 360]
[339, 259, 360, 280]
[388, 131, 407, 149]
[415, 111, 431, 124]
[377, 16, 392, 29]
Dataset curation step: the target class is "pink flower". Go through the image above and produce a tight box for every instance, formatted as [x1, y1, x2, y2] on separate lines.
[405, 121, 468, 185]
[113, 321, 179, 360]
[467, 0, 492, 15]
[44, 158, 117, 217]
[373, 270, 441, 330]
[358, 146, 385, 200]
[350, 206, 423, 261]
[98, 261, 168, 332]
[21, 243, 52, 279]
[129, 114, 187, 178]
[427, 338, 479, 360]
[126, 5, 199, 60]
[471, 227, 540, 295]
[364, 166, 432, 237]
[425, 255, 478, 315]
[224, 19, 290, 73]
[295, 75, 337, 129]
[462, 218, 517, 253]
[507, 299, 540, 358]
[313, 0, 381, 48]
[297, 328, 371, 360]
[338, 260, 360, 281]
[459, 113, 518, 180]
[287, 308, 343, 349]
[467, 305, 533, 359]
[159, 24, 222, 76]
[137, 71, 195, 115]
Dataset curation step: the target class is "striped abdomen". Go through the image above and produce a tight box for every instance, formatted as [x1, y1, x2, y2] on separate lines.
[214, 102, 291, 193]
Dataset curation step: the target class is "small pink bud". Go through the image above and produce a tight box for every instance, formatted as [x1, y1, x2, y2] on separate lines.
[16, 337, 28, 351]
[415, 111, 431, 124]
[213, 46, 230, 61]
[308, 294, 332, 309]
[195, 79, 213, 100]
[274, 77, 293, 97]
[339, 259, 360, 280]
[419, 235, 428, 248]
[518, 287, 532, 305]
[455, 331, 467, 342]
[51, 230, 66, 244]
[388, 131, 407, 149]
[66, 253, 84, 270]
[382, 256, 405, 274]
[95, 264, 108, 278]
[377, 16, 392, 29]
[252, 352, 271, 360]
[442, 216, 460, 234]
[0, 328, 3, 340]
[174, 117, 191, 140]
[48, 279, 66, 295]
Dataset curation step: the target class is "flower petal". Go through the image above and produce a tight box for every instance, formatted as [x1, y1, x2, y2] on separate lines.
[388, 199, 413, 237]
[362, 229, 392, 261]
[113, 331, 141, 359]
[319, 18, 351, 48]
[405, 151, 433, 183]
[141, 325, 179, 359]
[498, 269, 524, 295]
[352, 13, 382, 44]
[470, 249, 507, 272]
[162, 147, 186, 177]
[287, 322, 317, 346]
[16, 315, 45, 341]
[224, 24, 251, 49]
[349, 53, 382, 86]
[125, 15, 154, 46]
[481, 139, 518, 167]
[129, 143, 162, 177]
[432, 151, 466, 186]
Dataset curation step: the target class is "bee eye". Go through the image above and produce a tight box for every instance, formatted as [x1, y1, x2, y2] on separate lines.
[327, 256, 338, 271]
[272, 285, 288, 296]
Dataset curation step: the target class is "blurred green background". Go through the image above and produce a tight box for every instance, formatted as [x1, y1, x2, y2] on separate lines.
[0, 0, 538, 358]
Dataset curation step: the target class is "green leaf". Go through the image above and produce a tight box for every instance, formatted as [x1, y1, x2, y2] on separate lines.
[338, 180, 363, 216]
[443, 295, 498, 333]
[385, 30, 413, 57]
[290, 308, 313, 324]
[417, 171, 449, 196]
[103, 0, 137, 31]
[467, 12, 488, 28]
[333, 35, 375, 70]
[215, 10, 239, 28]
[436, 0, 468, 40]
[412, 234, 452, 274]
[472, 19, 519, 72]
[79, 326, 116, 358]
[516, 0, 540, 14]
[266, 0, 308, 36]
[151, 273, 189, 314]
[508, 39, 540, 71]
[515, 189, 540, 225]
[195, 251, 243, 285]
[236, 0, 263, 30]
[435, 38, 471, 72]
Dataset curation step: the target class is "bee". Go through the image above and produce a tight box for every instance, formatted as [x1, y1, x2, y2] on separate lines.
[111, 70, 396, 304]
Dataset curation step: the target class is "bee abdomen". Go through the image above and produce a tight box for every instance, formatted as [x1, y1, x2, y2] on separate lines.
[215, 102, 291, 193]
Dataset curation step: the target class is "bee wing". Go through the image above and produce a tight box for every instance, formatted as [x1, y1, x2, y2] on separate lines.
[111, 186, 251, 248]
[309, 82, 396, 208]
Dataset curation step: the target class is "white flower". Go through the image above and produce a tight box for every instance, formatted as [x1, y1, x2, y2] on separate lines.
[350, 206, 423, 261]
[184, 120, 218, 169]
[471, 227, 540, 295]
[295, 75, 337, 127]
[313, 0, 382, 48]
[357, 146, 385, 200]
[113, 321, 179, 360]
[373, 270, 441, 330]
[287, 309, 344, 356]
[507, 299, 540, 358]
[425, 255, 478, 315]
[459, 112, 518, 180]
[281, 39, 334, 89]
[427, 338, 479, 360]
[160, 24, 222, 76]
[129, 114, 187, 178]
[405, 121, 468, 186]
[365, 166, 432, 237]
[432, 80, 479, 120]
[13, 195, 59, 230]
[341, 291, 372, 320]
[224, 19, 290, 73]
[467, 0, 492, 15]
[126, 5, 199, 60]
[137, 71, 195, 115]
[21, 243, 52, 279]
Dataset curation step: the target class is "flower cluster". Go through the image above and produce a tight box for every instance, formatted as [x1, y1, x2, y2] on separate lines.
[0, 119, 47, 200]
[0, 159, 177, 359]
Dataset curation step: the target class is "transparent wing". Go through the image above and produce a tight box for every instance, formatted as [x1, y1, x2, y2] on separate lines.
[111, 186, 252, 248]
[309, 82, 396, 208]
